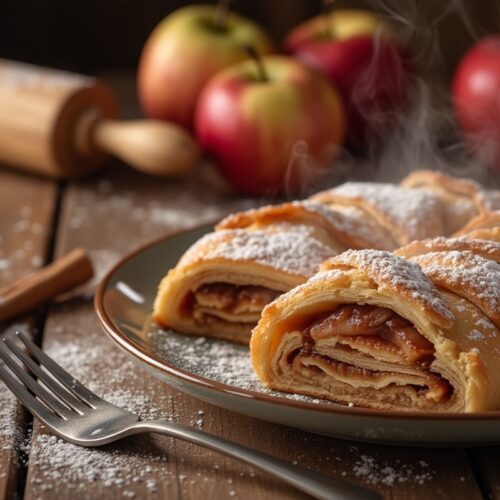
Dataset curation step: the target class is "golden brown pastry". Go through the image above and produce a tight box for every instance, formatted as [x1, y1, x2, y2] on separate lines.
[153, 202, 347, 344]
[452, 211, 500, 242]
[153, 185, 447, 343]
[217, 201, 391, 250]
[251, 241, 500, 412]
[400, 170, 500, 234]
[310, 181, 445, 245]
[154, 173, 496, 345]
[395, 236, 500, 262]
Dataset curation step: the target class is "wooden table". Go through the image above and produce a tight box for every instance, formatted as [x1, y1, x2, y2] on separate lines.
[1, 78, 500, 500]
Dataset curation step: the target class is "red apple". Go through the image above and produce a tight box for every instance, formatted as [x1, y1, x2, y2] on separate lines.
[138, 4, 274, 129]
[284, 10, 411, 146]
[195, 55, 346, 196]
[453, 36, 500, 173]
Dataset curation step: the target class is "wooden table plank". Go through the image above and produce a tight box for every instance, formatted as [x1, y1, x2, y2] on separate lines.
[19, 163, 486, 500]
[0, 169, 57, 500]
[469, 448, 500, 500]
[22, 162, 258, 499]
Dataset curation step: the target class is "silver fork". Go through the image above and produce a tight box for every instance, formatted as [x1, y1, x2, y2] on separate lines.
[0, 332, 379, 500]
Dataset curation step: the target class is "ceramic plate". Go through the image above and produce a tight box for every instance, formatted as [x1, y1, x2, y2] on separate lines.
[95, 225, 500, 446]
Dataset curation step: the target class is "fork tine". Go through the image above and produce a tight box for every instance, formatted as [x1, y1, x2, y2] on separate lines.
[0, 341, 75, 420]
[16, 332, 99, 407]
[0, 358, 61, 426]
[4, 337, 89, 414]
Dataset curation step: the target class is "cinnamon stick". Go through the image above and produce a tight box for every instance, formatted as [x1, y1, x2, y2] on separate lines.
[0, 248, 94, 322]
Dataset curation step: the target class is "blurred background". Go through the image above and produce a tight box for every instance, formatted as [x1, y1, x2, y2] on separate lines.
[1, 0, 498, 80]
[1, 0, 500, 189]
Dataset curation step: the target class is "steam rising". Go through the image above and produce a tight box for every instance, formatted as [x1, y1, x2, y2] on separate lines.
[363, 0, 499, 183]
[288, 0, 500, 198]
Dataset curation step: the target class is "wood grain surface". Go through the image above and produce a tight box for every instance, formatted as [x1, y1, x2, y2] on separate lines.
[0, 169, 57, 499]
[5, 163, 492, 500]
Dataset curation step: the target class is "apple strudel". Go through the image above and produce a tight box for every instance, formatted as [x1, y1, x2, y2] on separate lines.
[153, 203, 346, 343]
[251, 239, 500, 412]
[310, 181, 445, 245]
[153, 186, 446, 343]
[154, 172, 497, 345]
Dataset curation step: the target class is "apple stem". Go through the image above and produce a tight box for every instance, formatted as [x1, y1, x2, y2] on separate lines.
[322, 0, 335, 38]
[244, 46, 269, 82]
[213, 0, 232, 30]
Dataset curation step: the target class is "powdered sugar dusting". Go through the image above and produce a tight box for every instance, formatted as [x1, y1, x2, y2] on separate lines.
[0, 385, 22, 450]
[332, 182, 442, 241]
[29, 433, 172, 493]
[0, 323, 31, 451]
[68, 177, 256, 238]
[400, 236, 500, 261]
[218, 199, 392, 251]
[149, 326, 325, 404]
[0, 204, 46, 283]
[23, 333, 215, 495]
[352, 454, 434, 486]
[476, 317, 496, 332]
[468, 330, 485, 341]
[300, 201, 392, 250]
[323, 249, 455, 326]
[152, 332, 258, 390]
[192, 224, 336, 277]
[43, 338, 171, 421]
[412, 251, 500, 325]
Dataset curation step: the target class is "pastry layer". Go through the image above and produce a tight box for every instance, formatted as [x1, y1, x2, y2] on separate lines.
[192, 283, 280, 325]
[310, 182, 445, 244]
[154, 173, 497, 346]
[251, 249, 500, 412]
[153, 224, 336, 344]
[400, 170, 500, 234]
[277, 304, 452, 410]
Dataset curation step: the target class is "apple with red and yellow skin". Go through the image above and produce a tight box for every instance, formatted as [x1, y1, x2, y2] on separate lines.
[284, 10, 411, 146]
[195, 56, 346, 196]
[138, 4, 274, 129]
[453, 36, 500, 173]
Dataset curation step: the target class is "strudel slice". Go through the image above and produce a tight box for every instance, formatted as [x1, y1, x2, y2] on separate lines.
[251, 242, 500, 412]
[153, 173, 495, 344]
[153, 202, 346, 344]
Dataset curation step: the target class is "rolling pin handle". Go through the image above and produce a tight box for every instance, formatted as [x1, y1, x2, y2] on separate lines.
[75, 109, 201, 177]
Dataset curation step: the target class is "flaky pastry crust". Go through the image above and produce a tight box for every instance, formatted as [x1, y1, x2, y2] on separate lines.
[310, 182, 444, 244]
[395, 237, 500, 263]
[453, 211, 500, 238]
[400, 170, 499, 233]
[154, 173, 496, 346]
[251, 248, 500, 412]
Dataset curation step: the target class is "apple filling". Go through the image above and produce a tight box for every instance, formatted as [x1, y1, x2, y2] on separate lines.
[192, 283, 280, 325]
[282, 304, 452, 407]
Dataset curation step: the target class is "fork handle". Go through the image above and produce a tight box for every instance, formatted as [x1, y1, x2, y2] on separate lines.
[125, 420, 379, 500]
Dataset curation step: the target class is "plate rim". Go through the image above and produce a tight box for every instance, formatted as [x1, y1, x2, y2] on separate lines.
[94, 224, 500, 422]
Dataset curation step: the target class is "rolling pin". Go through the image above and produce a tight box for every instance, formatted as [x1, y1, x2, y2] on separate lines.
[0, 59, 201, 178]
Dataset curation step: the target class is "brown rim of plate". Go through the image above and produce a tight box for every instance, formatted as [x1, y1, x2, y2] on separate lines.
[94, 223, 500, 421]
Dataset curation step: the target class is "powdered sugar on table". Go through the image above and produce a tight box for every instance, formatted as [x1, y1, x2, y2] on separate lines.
[148, 325, 325, 404]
